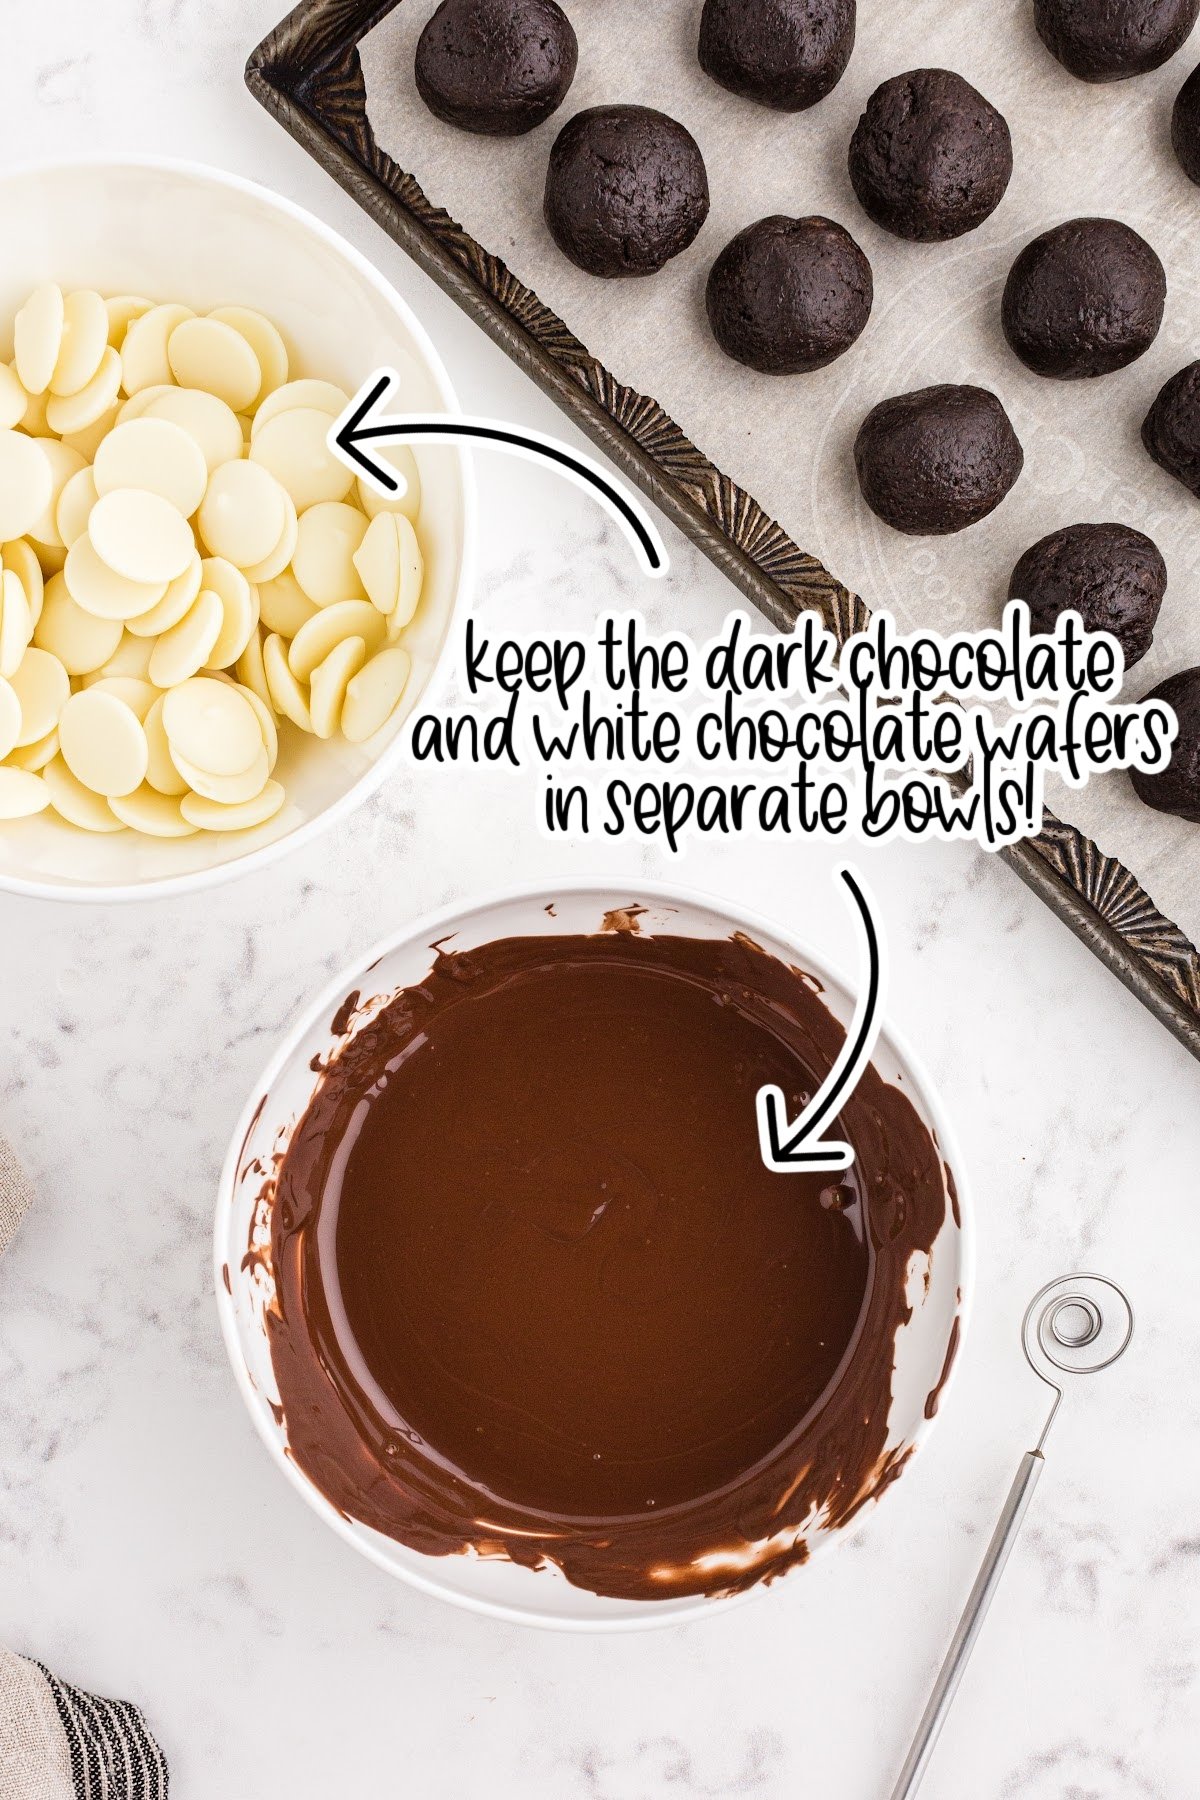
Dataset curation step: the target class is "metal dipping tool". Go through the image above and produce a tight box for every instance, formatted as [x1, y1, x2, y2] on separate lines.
[889, 1273, 1134, 1799]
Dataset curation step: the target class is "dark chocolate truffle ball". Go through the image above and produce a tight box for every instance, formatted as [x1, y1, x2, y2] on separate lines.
[1034, 0, 1200, 81]
[698, 0, 855, 111]
[1173, 63, 1200, 183]
[848, 69, 1013, 242]
[705, 215, 872, 374]
[1131, 668, 1200, 820]
[544, 105, 710, 278]
[1002, 218, 1165, 379]
[1143, 361, 1200, 497]
[415, 0, 578, 136]
[1009, 522, 1167, 666]
[853, 384, 1024, 535]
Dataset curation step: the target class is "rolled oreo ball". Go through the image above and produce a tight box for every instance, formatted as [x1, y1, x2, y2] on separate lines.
[1173, 63, 1200, 184]
[1009, 522, 1167, 666]
[414, 0, 578, 136]
[698, 0, 856, 111]
[1131, 668, 1200, 821]
[848, 69, 1013, 242]
[1002, 218, 1165, 378]
[853, 385, 1024, 535]
[706, 215, 872, 374]
[544, 105, 710, 277]
[1034, 0, 1200, 81]
[1143, 361, 1200, 497]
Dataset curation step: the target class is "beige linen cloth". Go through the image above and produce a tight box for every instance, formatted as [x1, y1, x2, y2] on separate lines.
[0, 1132, 32, 1260]
[0, 1136, 168, 1799]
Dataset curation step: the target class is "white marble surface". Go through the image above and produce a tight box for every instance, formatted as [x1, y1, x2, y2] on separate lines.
[2, 4, 1200, 1795]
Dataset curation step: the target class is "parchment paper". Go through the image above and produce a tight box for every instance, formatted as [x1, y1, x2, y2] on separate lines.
[362, 0, 1200, 945]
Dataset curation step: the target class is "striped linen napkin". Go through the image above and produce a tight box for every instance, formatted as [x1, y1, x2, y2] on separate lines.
[0, 1135, 169, 1797]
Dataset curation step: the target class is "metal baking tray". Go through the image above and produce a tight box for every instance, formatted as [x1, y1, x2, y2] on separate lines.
[246, 0, 1200, 1060]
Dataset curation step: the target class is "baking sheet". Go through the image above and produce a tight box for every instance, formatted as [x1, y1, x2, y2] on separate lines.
[361, 0, 1200, 945]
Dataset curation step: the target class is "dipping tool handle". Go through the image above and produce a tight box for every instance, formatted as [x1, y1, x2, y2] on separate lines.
[889, 1450, 1044, 1800]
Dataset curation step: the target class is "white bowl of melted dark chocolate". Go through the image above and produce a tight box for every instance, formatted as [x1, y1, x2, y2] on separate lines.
[218, 883, 969, 1628]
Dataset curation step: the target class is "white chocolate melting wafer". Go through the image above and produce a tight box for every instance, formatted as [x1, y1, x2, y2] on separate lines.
[124, 553, 203, 638]
[42, 754, 125, 831]
[7, 727, 59, 772]
[14, 284, 65, 396]
[263, 632, 312, 732]
[143, 387, 244, 472]
[117, 384, 172, 424]
[390, 513, 424, 633]
[242, 492, 297, 585]
[0, 766, 50, 818]
[0, 364, 29, 431]
[88, 488, 194, 586]
[19, 386, 50, 436]
[3, 542, 44, 626]
[353, 511, 402, 616]
[288, 599, 384, 681]
[0, 569, 34, 679]
[251, 378, 348, 437]
[87, 676, 157, 722]
[64, 533, 165, 622]
[148, 588, 224, 688]
[0, 433, 53, 541]
[340, 646, 412, 744]
[250, 406, 355, 512]
[234, 630, 275, 717]
[33, 571, 122, 675]
[60, 402, 119, 462]
[168, 316, 261, 413]
[162, 676, 262, 777]
[309, 635, 367, 739]
[258, 570, 319, 639]
[291, 501, 368, 606]
[200, 559, 257, 670]
[228, 679, 279, 770]
[208, 306, 288, 405]
[87, 633, 155, 684]
[27, 439, 85, 549]
[180, 779, 284, 832]
[58, 688, 148, 797]
[121, 302, 193, 395]
[49, 290, 109, 397]
[55, 465, 99, 550]
[105, 295, 152, 348]
[172, 742, 269, 804]
[0, 675, 20, 760]
[108, 785, 197, 837]
[357, 445, 421, 523]
[10, 648, 68, 745]
[196, 460, 287, 570]
[46, 346, 122, 436]
[94, 418, 208, 518]
[143, 695, 188, 797]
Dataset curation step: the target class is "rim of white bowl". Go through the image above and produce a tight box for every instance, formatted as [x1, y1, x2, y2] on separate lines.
[215, 873, 975, 1632]
[0, 152, 476, 906]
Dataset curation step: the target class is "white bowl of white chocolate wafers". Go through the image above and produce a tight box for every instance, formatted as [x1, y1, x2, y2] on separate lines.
[0, 157, 472, 900]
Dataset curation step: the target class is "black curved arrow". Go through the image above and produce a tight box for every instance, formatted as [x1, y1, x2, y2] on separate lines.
[329, 371, 668, 578]
[756, 867, 886, 1173]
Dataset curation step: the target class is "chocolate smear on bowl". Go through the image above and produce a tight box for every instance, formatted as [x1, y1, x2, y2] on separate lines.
[599, 904, 646, 934]
[264, 931, 948, 1602]
[924, 1316, 962, 1420]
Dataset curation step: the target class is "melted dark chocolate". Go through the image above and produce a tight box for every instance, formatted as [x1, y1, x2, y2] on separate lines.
[266, 931, 947, 1601]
